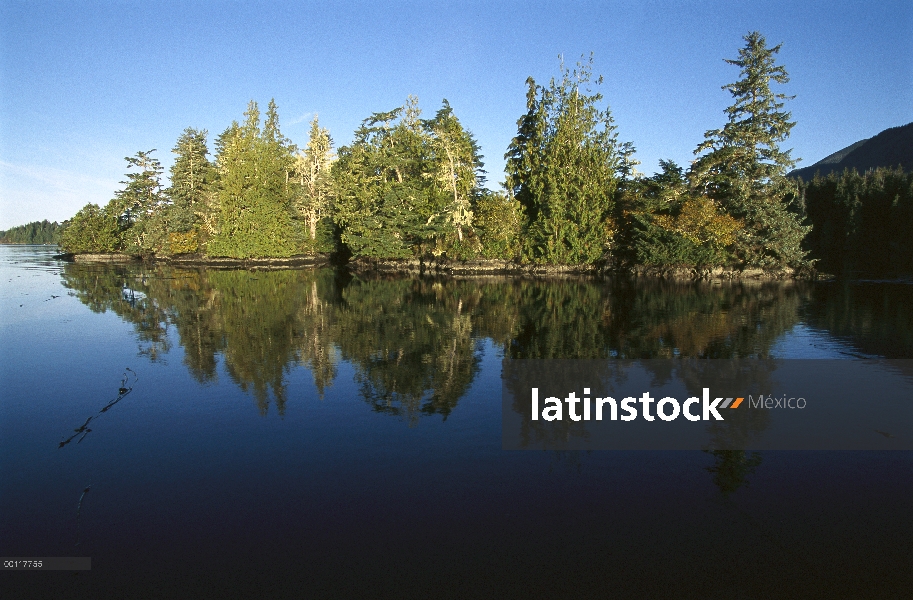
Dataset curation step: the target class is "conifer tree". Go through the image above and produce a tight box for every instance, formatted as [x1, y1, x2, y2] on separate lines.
[505, 77, 547, 226]
[167, 128, 215, 235]
[332, 97, 484, 259]
[59, 204, 120, 253]
[691, 32, 809, 268]
[294, 116, 335, 249]
[425, 100, 485, 244]
[112, 150, 164, 227]
[209, 100, 300, 258]
[505, 56, 622, 264]
[332, 105, 420, 259]
[109, 150, 165, 253]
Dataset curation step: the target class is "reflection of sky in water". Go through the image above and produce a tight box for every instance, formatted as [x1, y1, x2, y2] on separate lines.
[769, 324, 879, 359]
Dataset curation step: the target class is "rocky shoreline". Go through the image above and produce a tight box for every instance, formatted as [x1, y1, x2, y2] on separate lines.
[54, 252, 820, 280]
[347, 257, 821, 280]
[55, 252, 332, 269]
[625, 264, 818, 281]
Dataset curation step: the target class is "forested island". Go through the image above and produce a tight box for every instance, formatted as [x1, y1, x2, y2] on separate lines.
[41, 33, 911, 277]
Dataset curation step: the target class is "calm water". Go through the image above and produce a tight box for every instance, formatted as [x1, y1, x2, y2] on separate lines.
[1, 245, 911, 599]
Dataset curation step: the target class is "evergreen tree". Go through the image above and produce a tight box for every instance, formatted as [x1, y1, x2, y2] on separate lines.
[332, 105, 418, 259]
[425, 100, 485, 246]
[505, 56, 623, 264]
[167, 128, 215, 235]
[332, 97, 484, 259]
[0, 220, 62, 244]
[691, 32, 809, 268]
[107, 150, 165, 254]
[802, 167, 913, 275]
[59, 204, 121, 253]
[293, 116, 335, 251]
[208, 100, 301, 258]
[475, 189, 524, 259]
[111, 150, 164, 227]
[618, 160, 742, 267]
[505, 77, 547, 227]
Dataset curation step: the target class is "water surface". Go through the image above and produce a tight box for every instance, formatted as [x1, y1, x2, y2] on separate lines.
[1, 246, 911, 598]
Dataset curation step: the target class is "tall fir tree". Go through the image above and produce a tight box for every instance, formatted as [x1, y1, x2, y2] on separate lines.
[111, 150, 164, 226]
[109, 150, 165, 253]
[167, 128, 215, 235]
[505, 56, 622, 264]
[293, 116, 335, 249]
[425, 100, 485, 245]
[332, 104, 418, 259]
[208, 100, 300, 258]
[690, 32, 809, 268]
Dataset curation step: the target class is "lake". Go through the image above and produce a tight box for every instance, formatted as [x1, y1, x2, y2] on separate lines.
[1, 245, 911, 599]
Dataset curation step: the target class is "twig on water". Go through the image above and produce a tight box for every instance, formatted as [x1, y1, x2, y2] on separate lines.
[75, 485, 91, 546]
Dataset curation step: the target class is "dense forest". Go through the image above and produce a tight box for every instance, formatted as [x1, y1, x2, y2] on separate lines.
[44, 32, 908, 275]
[0, 220, 62, 244]
[801, 167, 913, 276]
[52, 32, 815, 271]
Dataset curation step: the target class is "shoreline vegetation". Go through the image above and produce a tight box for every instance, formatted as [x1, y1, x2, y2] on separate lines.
[29, 33, 911, 278]
[51, 251, 807, 281]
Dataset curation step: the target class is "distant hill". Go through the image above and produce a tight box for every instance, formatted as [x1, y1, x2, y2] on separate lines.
[789, 122, 913, 180]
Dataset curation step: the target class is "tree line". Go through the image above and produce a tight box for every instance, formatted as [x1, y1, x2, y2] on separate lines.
[0, 220, 62, 244]
[801, 167, 913, 276]
[57, 32, 899, 273]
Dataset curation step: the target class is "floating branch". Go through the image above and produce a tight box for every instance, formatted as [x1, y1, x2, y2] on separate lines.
[75, 485, 91, 546]
[57, 368, 138, 448]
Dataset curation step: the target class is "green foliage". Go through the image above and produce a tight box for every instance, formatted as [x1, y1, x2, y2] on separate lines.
[168, 230, 200, 254]
[332, 101, 426, 258]
[51, 34, 836, 269]
[331, 97, 485, 259]
[616, 161, 741, 267]
[425, 100, 485, 248]
[802, 167, 913, 275]
[690, 32, 809, 268]
[59, 152, 168, 255]
[108, 150, 166, 254]
[632, 216, 727, 267]
[293, 116, 335, 252]
[0, 220, 62, 244]
[58, 204, 121, 253]
[166, 128, 216, 237]
[505, 56, 622, 265]
[474, 190, 523, 259]
[207, 100, 302, 258]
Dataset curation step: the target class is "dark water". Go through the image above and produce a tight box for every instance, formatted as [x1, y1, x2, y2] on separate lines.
[1, 246, 911, 599]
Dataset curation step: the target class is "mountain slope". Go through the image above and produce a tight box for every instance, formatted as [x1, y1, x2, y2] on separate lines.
[790, 122, 912, 180]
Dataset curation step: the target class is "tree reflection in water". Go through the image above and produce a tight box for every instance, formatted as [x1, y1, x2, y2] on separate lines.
[63, 264, 908, 493]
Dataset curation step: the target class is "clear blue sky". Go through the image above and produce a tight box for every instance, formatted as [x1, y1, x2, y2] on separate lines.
[1, 0, 910, 229]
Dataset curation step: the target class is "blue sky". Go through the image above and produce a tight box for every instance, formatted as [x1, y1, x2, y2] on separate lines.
[1, 0, 910, 229]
